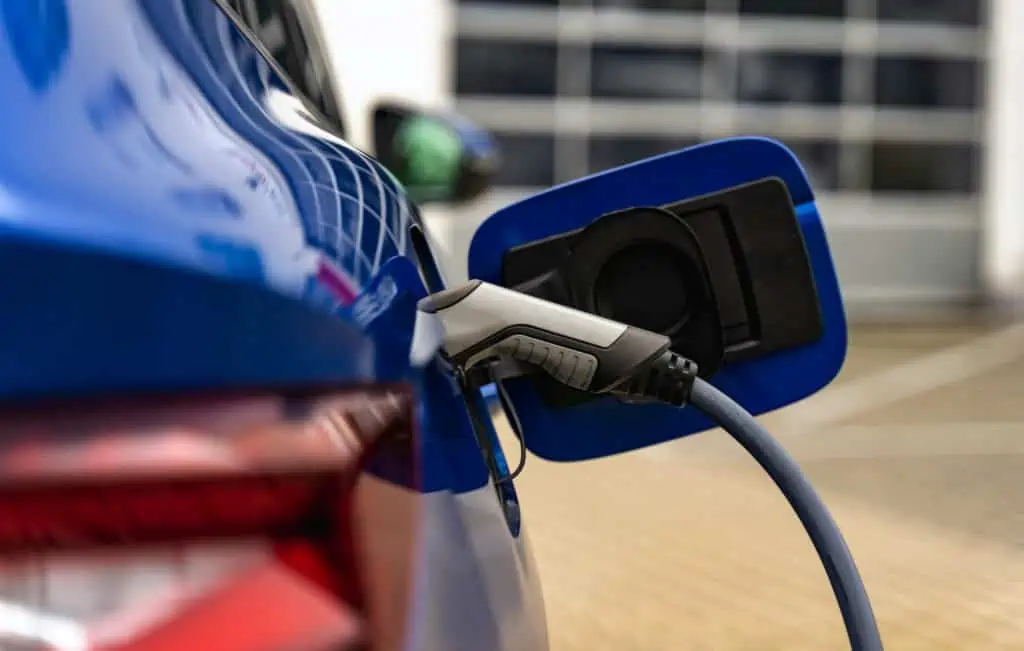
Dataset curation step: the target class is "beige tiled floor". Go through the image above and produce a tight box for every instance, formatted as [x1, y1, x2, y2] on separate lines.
[499, 323, 1024, 650]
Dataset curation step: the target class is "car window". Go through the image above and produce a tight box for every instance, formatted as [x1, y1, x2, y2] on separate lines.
[221, 0, 345, 137]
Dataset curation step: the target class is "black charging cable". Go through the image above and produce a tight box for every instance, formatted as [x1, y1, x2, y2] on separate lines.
[640, 360, 884, 651]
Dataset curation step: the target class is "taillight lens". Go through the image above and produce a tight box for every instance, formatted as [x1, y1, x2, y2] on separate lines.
[0, 387, 417, 651]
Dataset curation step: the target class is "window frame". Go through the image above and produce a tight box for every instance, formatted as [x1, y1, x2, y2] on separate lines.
[213, 0, 348, 139]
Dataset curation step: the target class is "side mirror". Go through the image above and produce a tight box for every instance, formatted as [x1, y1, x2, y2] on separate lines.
[371, 101, 499, 206]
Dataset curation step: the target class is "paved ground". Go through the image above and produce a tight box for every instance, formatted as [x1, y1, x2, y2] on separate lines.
[498, 322, 1024, 650]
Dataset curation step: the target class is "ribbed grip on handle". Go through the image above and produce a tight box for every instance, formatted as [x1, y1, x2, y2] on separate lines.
[495, 334, 599, 391]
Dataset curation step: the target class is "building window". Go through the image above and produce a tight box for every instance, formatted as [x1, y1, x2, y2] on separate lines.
[876, 0, 982, 26]
[736, 52, 844, 105]
[590, 45, 705, 99]
[492, 133, 557, 187]
[457, 0, 560, 5]
[454, 0, 986, 195]
[875, 57, 979, 109]
[593, 0, 707, 12]
[455, 39, 559, 97]
[737, 0, 844, 19]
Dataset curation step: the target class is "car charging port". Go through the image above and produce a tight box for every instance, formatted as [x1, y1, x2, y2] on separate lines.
[500, 176, 825, 408]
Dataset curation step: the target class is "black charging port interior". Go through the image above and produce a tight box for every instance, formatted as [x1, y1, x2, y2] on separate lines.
[661, 177, 823, 361]
[501, 177, 823, 388]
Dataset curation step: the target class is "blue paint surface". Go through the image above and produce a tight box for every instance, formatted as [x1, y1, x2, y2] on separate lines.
[0, 0, 502, 504]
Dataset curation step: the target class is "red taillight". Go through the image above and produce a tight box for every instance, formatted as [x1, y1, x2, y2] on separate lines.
[92, 559, 362, 651]
[0, 387, 416, 651]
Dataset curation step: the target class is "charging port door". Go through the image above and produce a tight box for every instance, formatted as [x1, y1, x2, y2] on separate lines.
[467, 136, 847, 463]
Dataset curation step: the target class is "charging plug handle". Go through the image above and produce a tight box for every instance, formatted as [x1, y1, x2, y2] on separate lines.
[419, 280, 696, 403]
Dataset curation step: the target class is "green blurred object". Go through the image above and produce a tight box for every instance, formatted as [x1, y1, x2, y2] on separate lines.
[372, 101, 497, 206]
[395, 115, 463, 203]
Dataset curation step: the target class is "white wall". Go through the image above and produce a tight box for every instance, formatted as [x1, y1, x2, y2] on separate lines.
[982, 0, 1024, 306]
[309, 0, 452, 150]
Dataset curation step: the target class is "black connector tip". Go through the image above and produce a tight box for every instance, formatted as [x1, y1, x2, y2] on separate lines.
[617, 351, 699, 407]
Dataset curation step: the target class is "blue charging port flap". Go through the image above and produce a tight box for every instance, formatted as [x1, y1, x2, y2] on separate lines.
[468, 137, 847, 462]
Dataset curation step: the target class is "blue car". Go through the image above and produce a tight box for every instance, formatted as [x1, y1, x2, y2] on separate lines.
[0, 2, 861, 651]
[0, 1, 544, 649]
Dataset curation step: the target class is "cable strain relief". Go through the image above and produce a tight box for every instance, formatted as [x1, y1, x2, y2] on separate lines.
[619, 351, 699, 406]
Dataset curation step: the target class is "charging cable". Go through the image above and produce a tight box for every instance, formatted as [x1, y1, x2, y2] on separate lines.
[688, 377, 883, 651]
[418, 279, 884, 651]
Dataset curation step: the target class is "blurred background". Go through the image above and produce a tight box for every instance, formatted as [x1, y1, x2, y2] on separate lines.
[305, 0, 1024, 319]
[441, 0, 1001, 320]
[287, 1, 1024, 649]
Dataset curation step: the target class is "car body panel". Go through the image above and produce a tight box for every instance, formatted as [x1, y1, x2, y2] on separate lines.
[0, 1, 545, 650]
